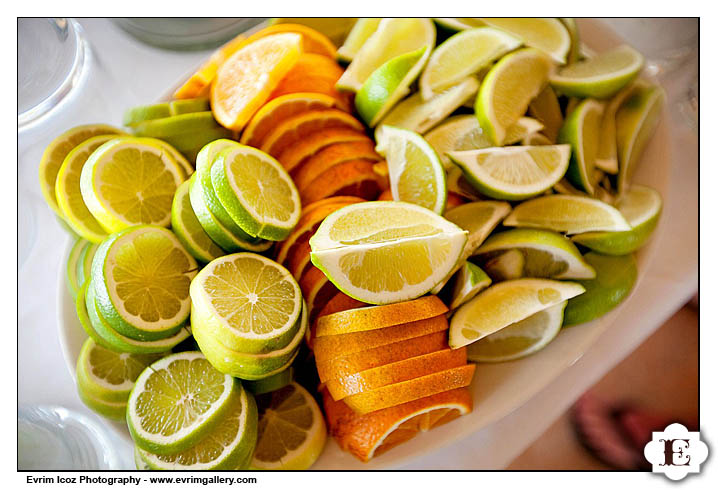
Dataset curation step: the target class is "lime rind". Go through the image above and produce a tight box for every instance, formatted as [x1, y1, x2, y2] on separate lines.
[337, 18, 382, 62]
[131, 112, 220, 138]
[133, 137, 194, 178]
[478, 18, 571, 64]
[244, 367, 294, 395]
[78, 242, 99, 290]
[448, 261, 492, 311]
[595, 83, 638, 174]
[66, 238, 88, 300]
[77, 384, 127, 421]
[558, 98, 605, 195]
[433, 18, 484, 31]
[171, 180, 226, 263]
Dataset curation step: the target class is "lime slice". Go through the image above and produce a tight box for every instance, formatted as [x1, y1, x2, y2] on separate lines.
[92, 226, 198, 340]
[478, 18, 571, 63]
[251, 383, 327, 470]
[131, 112, 220, 138]
[127, 351, 241, 454]
[56, 135, 119, 242]
[595, 83, 637, 174]
[336, 18, 435, 92]
[419, 27, 522, 100]
[474, 228, 596, 279]
[76, 338, 164, 403]
[479, 248, 525, 281]
[503, 195, 631, 234]
[138, 386, 258, 470]
[616, 83, 665, 196]
[433, 18, 484, 31]
[136, 137, 194, 177]
[135, 447, 150, 470]
[337, 18, 381, 62]
[244, 367, 294, 395]
[550, 45, 644, 98]
[211, 145, 301, 241]
[66, 238, 87, 300]
[449, 278, 584, 348]
[572, 185, 662, 255]
[79, 137, 186, 233]
[123, 98, 210, 127]
[355, 46, 430, 127]
[375, 125, 447, 214]
[522, 132, 554, 146]
[558, 99, 605, 194]
[189, 253, 303, 354]
[467, 301, 566, 362]
[448, 144, 571, 200]
[446, 167, 483, 200]
[309, 201, 468, 304]
[171, 180, 225, 263]
[163, 127, 234, 162]
[560, 18, 581, 65]
[82, 283, 192, 354]
[475, 48, 553, 145]
[77, 242, 99, 290]
[528, 85, 563, 142]
[379, 76, 479, 134]
[563, 252, 637, 327]
[77, 385, 127, 421]
[447, 261, 492, 311]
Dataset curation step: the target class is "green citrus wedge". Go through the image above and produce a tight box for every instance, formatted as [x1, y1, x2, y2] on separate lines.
[123, 98, 210, 127]
[478, 18, 571, 63]
[337, 18, 382, 62]
[77, 242, 100, 290]
[171, 179, 226, 263]
[595, 83, 637, 174]
[243, 367, 294, 395]
[558, 98, 605, 194]
[560, 18, 581, 65]
[446, 261, 492, 311]
[528, 85, 563, 142]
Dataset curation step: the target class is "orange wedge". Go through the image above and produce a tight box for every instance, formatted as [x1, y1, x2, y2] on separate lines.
[174, 34, 247, 99]
[316, 330, 448, 383]
[244, 23, 337, 58]
[299, 266, 338, 322]
[211, 33, 302, 131]
[313, 315, 448, 362]
[343, 364, 476, 414]
[277, 128, 370, 172]
[315, 296, 447, 338]
[326, 347, 468, 400]
[372, 160, 389, 191]
[293, 141, 381, 191]
[269, 53, 350, 110]
[300, 159, 381, 205]
[240, 92, 338, 148]
[316, 292, 367, 319]
[260, 109, 365, 158]
[321, 387, 473, 462]
[286, 239, 313, 281]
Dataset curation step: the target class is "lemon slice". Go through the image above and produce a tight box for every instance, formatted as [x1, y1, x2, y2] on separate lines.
[449, 278, 584, 348]
[446, 261, 492, 311]
[558, 99, 605, 194]
[309, 201, 468, 304]
[251, 383, 327, 470]
[478, 18, 571, 63]
[337, 18, 381, 62]
[375, 125, 447, 214]
[171, 180, 225, 263]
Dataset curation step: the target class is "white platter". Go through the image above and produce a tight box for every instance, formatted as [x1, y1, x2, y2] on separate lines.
[57, 18, 670, 469]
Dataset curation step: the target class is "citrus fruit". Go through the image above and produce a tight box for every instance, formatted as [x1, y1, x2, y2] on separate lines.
[558, 98, 605, 194]
[244, 367, 294, 396]
[449, 278, 585, 348]
[286, 240, 314, 280]
[211, 33, 302, 131]
[336, 18, 435, 92]
[528, 85, 563, 142]
[560, 18, 581, 65]
[189, 252, 303, 354]
[467, 300, 566, 362]
[135, 447, 150, 470]
[299, 159, 381, 205]
[138, 386, 257, 470]
[299, 267, 338, 323]
[474, 228, 596, 279]
[277, 128, 370, 172]
[446, 261, 492, 311]
[572, 184, 662, 255]
[446, 166, 483, 200]
[309, 201, 468, 304]
[66, 238, 87, 299]
[38, 124, 126, 220]
[91, 225, 197, 341]
[419, 27, 521, 99]
[77, 242, 100, 289]
[563, 252, 637, 327]
[126, 351, 241, 455]
[478, 18, 571, 63]
[503, 195, 631, 234]
[522, 132, 554, 146]
[251, 383, 327, 470]
[270, 18, 357, 46]
[130, 112, 222, 138]
[141, 137, 195, 177]
[293, 141, 381, 192]
[268, 54, 350, 111]
[77, 386, 127, 421]
[243, 23, 337, 58]
[171, 179, 226, 263]
[595, 83, 637, 174]
[550, 45, 644, 98]
[174, 34, 247, 99]
[375, 125, 447, 214]
[448, 144, 570, 200]
[432, 18, 484, 31]
[310, 292, 367, 346]
[337, 17, 381, 62]
[123, 98, 210, 127]
[474, 48, 553, 145]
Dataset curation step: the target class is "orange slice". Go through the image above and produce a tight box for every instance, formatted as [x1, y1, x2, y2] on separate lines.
[378, 188, 393, 201]
[300, 159, 381, 205]
[316, 330, 448, 383]
[286, 239, 313, 281]
[244, 23, 337, 58]
[240, 93, 338, 148]
[343, 364, 476, 414]
[174, 34, 247, 99]
[277, 128, 370, 172]
[313, 315, 448, 362]
[326, 347, 468, 400]
[315, 296, 447, 338]
[292, 141, 381, 191]
[269, 53, 350, 110]
[299, 266, 338, 323]
[310, 292, 367, 350]
[321, 387, 473, 462]
[260, 110, 365, 158]
[211, 33, 302, 131]
[299, 195, 367, 218]
[372, 160, 389, 191]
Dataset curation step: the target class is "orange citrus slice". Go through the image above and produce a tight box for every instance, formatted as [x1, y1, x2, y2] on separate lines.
[298, 195, 367, 218]
[240, 92, 338, 148]
[286, 240, 313, 281]
[326, 347, 467, 400]
[299, 266, 338, 324]
[321, 387, 473, 462]
[343, 364, 476, 414]
[313, 314, 448, 362]
[293, 141, 381, 191]
[300, 159, 381, 205]
[211, 33, 302, 131]
[310, 292, 367, 350]
[378, 189, 393, 201]
[174, 34, 247, 99]
[260, 109, 365, 158]
[316, 330, 448, 383]
[277, 129, 370, 172]
[316, 296, 447, 338]
[372, 160, 389, 191]
[244, 23, 337, 58]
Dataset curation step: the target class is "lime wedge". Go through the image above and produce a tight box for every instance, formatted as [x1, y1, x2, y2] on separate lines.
[478, 18, 571, 63]
[433, 18, 484, 31]
[503, 195, 631, 234]
[446, 261, 492, 311]
[467, 301, 566, 362]
[171, 180, 225, 263]
[131, 112, 220, 138]
[419, 27, 522, 100]
[375, 125, 447, 214]
[449, 278, 584, 348]
[550, 45, 644, 98]
[479, 248, 525, 281]
[123, 98, 210, 127]
[446, 166, 483, 200]
[595, 83, 637, 174]
[528, 85, 563, 142]
[560, 18, 581, 65]
[337, 18, 382, 62]
[558, 98, 605, 194]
